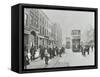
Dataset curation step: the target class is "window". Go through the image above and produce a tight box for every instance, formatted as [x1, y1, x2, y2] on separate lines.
[24, 14, 28, 26]
[30, 14, 34, 26]
[30, 11, 34, 26]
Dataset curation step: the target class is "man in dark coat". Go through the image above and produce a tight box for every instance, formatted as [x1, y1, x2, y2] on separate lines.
[39, 45, 42, 59]
[59, 48, 62, 57]
[62, 47, 65, 53]
[50, 46, 53, 59]
[87, 45, 90, 55]
[59, 47, 64, 57]
[80, 45, 84, 55]
[48, 46, 52, 59]
[40, 46, 45, 60]
[44, 46, 49, 65]
[55, 46, 59, 56]
[30, 44, 34, 61]
[52, 46, 56, 58]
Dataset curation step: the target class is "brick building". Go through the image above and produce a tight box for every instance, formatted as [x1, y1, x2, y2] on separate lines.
[24, 8, 62, 52]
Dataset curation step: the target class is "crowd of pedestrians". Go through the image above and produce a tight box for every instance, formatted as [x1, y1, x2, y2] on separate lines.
[80, 45, 94, 56]
[24, 43, 94, 69]
[24, 44, 65, 69]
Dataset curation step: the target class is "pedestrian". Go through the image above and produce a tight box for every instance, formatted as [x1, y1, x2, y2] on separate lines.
[35, 47, 40, 58]
[39, 45, 44, 60]
[24, 47, 29, 69]
[52, 46, 56, 58]
[48, 45, 52, 59]
[50, 45, 53, 59]
[59, 48, 62, 57]
[44, 46, 49, 65]
[30, 44, 34, 61]
[39, 45, 42, 59]
[39, 45, 41, 57]
[80, 45, 84, 55]
[40, 46, 45, 60]
[58, 48, 60, 56]
[87, 45, 90, 55]
[32, 46, 36, 60]
[83, 46, 86, 56]
[55, 46, 59, 56]
[91, 45, 93, 52]
[84, 45, 90, 56]
[62, 47, 65, 53]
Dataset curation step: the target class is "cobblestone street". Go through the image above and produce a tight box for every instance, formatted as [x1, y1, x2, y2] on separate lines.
[27, 48, 94, 69]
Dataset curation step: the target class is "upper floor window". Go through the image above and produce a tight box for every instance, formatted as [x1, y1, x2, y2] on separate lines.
[24, 14, 28, 26]
[30, 13, 33, 26]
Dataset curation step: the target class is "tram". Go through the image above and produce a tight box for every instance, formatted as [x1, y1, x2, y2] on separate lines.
[71, 30, 81, 52]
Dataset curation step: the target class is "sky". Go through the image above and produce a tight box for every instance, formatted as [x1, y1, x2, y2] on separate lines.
[41, 9, 94, 45]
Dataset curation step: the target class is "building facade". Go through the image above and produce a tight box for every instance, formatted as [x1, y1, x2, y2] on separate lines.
[38, 10, 50, 47]
[24, 8, 62, 53]
[87, 28, 94, 46]
[24, 8, 39, 52]
[56, 24, 62, 48]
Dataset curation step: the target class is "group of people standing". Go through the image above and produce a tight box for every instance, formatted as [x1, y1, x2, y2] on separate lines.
[39, 45, 65, 65]
[80, 45, 94, 56]
[24, 45, 65, 69]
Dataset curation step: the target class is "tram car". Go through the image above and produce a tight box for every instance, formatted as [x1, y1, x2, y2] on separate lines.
[71, 30, 81, 52]
[72, 39, 80, 52]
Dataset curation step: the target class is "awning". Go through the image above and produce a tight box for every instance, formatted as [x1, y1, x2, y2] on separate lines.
[38, 35, 44, 39]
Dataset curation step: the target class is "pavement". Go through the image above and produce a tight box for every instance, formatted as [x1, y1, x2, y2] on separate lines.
[27, 47, 95, 69]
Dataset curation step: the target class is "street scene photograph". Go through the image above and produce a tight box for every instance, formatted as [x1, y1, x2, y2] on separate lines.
[24, 8, 95, 69]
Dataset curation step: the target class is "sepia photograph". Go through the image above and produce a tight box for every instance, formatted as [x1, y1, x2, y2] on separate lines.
[24, 8, 95, 69]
